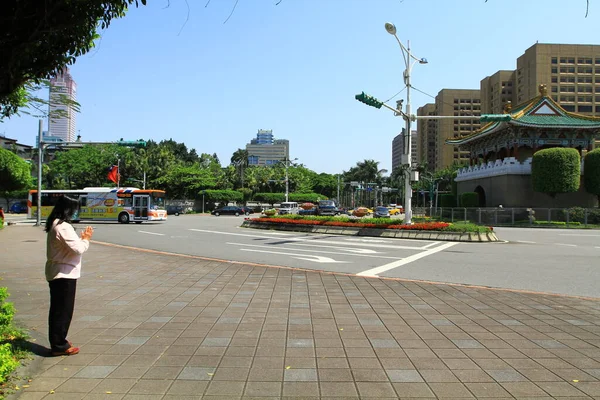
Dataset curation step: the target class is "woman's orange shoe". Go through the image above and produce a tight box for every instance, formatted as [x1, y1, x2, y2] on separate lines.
[51, 346, 79, 356]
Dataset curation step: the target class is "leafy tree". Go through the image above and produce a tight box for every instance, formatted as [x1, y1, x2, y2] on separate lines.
[460, 192, 479, 207]
[203, 189, 243, 205]
[0, 148, 33, 193]
[47, 144, 129, 188]
[584, 148, 600, 206]
[154, 164, 218, 199]
[0, 0, 146, 118]
[532, 148, 581, 197]
[253, 192, 285, 205]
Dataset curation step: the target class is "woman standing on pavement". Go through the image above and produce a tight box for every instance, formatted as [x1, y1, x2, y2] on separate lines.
[44, 195, 93, 356]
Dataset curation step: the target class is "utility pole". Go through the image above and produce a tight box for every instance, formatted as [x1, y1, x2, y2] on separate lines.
[36, 119, 43, 227]
[337, 175, 340, 204]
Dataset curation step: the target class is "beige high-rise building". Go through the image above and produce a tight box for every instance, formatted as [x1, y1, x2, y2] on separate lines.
[517, 43, 600, 115]
[480, 70, 515, 114]
[391, 130, 418, 173]
[435, 89, 481, 170]
[416, 103, 436, 170]
[481, 44, 600, 116]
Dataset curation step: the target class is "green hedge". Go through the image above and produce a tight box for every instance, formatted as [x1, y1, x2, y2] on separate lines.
[584, 148, 600, 199]
[439, 194, 456, 207]
[532, 148, 580, 196]
[460, 192, 479, 207]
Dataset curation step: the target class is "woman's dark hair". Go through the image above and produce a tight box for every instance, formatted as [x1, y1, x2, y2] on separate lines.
[44, 195, 80, 232]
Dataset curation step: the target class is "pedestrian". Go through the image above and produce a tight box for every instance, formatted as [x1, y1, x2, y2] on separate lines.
[44, 195, 93, 356]
[0, 206, 4, 224]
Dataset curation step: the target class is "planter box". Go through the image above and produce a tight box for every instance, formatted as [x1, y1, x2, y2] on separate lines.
[241, 221, 499, 242]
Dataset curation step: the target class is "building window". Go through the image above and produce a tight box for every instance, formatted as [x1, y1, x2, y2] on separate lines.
[551, 77, 558, 83]
[551, 68, 557, 74]
[578, 105, 593, 112]
[560, 67, 576, 73]
[551, 57, 558, 64]
[562, 105, 576, 112]
[551, 86, 558, 93]
[560, 76, 576, 83]
[552, 95, 558, 101]
[578, 57, 593, 64]
[578, 76, 593, 83]
[596, 105, 600, 112]
[578, 66, 593, 74]
[560, 86, 575, 93]
[580, 86, 593, 93]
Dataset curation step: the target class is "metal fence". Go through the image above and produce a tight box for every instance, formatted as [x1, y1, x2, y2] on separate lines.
[413, 207, 600, 227]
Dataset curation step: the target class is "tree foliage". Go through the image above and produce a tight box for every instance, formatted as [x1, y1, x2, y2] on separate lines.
[460, 192, 479, 207]
[532, 148, 581, 197]
[0, 148, 33, 192]
[584, 148, 600, 205]
[0, 0, 146, 118]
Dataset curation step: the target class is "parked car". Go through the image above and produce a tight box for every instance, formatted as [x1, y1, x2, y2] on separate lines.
[166, 205, 185, 216]
[316, 200, 338, 216]
[373, 206, 391, 218]
[298, 207, 317, 215]
[211, 206, 250, 216]
[9, 202, 27, 214]
[239, 206, 255, 215]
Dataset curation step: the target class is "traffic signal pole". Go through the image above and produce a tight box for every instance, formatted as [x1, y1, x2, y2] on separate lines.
[355, 23, 512, 224]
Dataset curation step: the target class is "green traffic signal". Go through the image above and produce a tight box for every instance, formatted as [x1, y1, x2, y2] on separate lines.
[480, 114, 512, 122]
[355, 92, 383, 109]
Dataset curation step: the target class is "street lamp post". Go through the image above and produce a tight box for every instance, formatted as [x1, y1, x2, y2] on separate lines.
[284, 157, 298, 203]
[385, 22, 427, 225]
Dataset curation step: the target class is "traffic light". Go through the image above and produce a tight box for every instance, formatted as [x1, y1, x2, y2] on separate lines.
[355, 92, 383, 109]
[480, 114, 512, 122]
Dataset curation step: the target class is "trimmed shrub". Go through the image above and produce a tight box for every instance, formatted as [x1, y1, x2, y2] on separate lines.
[584, 148, 600, 204]
[460, 192, 479, 207]
[532, 148, 580, 197]
[565, 207, 600, 224]
[439, 194, 456, 207]
[289, 193, 328, 203]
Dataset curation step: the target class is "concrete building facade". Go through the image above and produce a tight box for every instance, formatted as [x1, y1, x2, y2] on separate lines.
[246, 129, 290, 166]
[391, 130, 418, 173]
[48, 67, 77, 142]
[416, 103, 437, 170]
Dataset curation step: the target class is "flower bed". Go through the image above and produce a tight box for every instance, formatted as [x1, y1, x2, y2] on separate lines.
[248, 215, 492, 233]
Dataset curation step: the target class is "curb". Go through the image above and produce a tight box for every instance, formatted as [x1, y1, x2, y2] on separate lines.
[241, 221, 499, 242]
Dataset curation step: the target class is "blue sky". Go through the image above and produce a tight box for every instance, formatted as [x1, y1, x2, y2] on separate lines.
[2, 0, 598, 174]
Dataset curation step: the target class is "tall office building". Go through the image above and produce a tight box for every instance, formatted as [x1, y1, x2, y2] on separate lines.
[246, 129, 289, 166]
[481, 44, 600, 116]
[48, 67, 77, 142]
[416, 103, 437, 171]
[416, 89, 481, 171]
[480, 70, 515, 115]
[392, 130, 418, 173]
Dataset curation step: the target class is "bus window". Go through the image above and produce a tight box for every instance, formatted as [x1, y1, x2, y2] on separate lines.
[151, 193, 165, 210]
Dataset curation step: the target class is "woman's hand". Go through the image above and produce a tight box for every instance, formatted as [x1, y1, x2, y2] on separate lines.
[80, 226, 94, 241]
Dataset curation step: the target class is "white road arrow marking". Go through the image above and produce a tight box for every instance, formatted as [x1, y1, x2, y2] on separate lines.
[239, 248, 349, 263]
[357, 242, 458, 277]
[191, 229, 425, 250]
[227, 242, 397, 259]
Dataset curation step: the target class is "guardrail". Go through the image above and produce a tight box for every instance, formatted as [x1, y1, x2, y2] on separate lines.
[413, 207, 600, 227]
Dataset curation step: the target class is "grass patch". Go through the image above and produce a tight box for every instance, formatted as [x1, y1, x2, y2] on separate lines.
[0, 287, 30, 399]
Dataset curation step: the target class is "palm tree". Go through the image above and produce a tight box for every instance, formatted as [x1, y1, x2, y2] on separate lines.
[230, 148, 249, 188]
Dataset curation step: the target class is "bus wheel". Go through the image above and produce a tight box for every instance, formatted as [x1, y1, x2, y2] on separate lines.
[118, 212, 130, 224]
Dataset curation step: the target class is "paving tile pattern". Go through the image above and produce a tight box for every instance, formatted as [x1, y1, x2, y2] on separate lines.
[2, 226, 600, 399]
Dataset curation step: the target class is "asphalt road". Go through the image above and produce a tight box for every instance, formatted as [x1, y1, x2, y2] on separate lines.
[7, 214, 599, 297]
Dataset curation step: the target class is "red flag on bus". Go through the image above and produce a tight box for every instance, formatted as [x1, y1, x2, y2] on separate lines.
[107, 165, 119, 183]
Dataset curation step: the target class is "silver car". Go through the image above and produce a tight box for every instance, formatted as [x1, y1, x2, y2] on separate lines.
[373, 206, 390, 218]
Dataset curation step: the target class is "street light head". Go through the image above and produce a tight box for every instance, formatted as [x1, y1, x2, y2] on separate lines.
[419, 58, 428, 64]
[384, 22, 397, 35]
